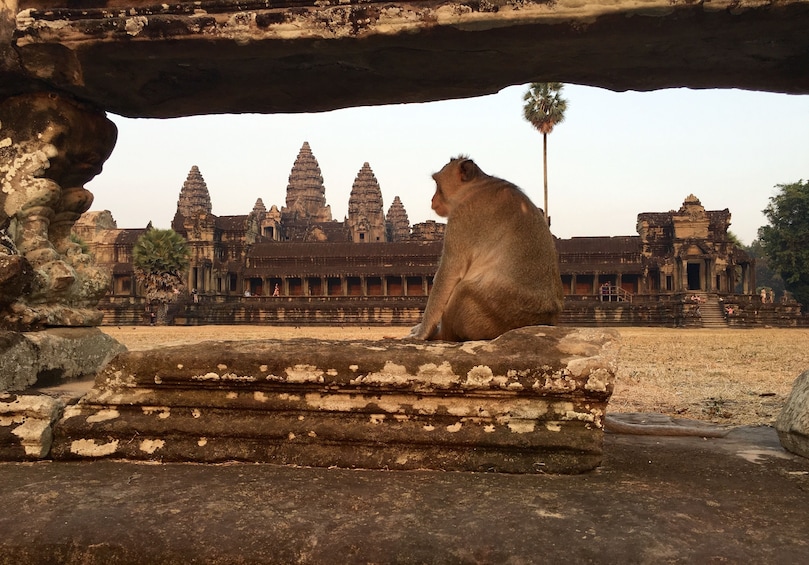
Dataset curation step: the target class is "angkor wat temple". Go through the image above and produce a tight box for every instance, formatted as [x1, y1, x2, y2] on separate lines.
[74, 142, 802, 328]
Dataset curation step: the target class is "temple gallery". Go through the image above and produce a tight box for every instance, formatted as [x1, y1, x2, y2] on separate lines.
[75, 142, 798, 327]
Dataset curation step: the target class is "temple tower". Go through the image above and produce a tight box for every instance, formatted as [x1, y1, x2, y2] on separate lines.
[247, 198, 282, 243]
[386, 196, 411, 242]
[172, 165, 213, 229]
[282, 142, 332, 222]
[347, 162, 387, 243]
[171, 165, 216, 294]
[252, 198, 267, 216]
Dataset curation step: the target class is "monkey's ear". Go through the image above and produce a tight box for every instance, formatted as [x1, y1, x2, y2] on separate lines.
[458, 159, 478, 182]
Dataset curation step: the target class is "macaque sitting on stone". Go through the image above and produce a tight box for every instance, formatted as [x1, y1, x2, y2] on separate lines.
[408, 156, 563, 341]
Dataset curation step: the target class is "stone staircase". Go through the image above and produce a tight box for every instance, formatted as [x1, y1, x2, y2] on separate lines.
[695, 292, 728, 329]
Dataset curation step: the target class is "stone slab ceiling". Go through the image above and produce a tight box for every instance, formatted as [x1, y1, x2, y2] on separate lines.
[3, 0, 809, 117]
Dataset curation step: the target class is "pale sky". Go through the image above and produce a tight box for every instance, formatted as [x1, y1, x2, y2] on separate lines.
[86, 84, 809, 246]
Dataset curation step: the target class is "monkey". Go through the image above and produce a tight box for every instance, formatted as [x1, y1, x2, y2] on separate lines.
[407, 156, 564, 342]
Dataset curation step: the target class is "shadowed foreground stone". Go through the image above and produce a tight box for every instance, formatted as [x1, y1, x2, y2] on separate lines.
[2, 426, 808, 564]
[5, 0, 809, 118]
[0, 392, 61, 459]
[0, 328, 124, 460]
[52, 326, 617, 473]
[777, 369, 809, 459]
[0, 328, 125, 392]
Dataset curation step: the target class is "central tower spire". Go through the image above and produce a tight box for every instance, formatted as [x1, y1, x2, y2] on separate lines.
[282, 142, 332, 222]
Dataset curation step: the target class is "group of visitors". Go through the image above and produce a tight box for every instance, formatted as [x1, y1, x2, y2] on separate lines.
[244, 284, 282, 297]
[760, 288, 775, 303]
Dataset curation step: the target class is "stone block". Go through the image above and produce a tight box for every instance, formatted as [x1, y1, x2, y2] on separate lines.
[23, 327, 126, 384]
[0, 331, 38, 391]
[0, 392, 63, 459]
[776, 369, 809, 458]
[52, 326, 618, 473]
[0, 328, 125, 392]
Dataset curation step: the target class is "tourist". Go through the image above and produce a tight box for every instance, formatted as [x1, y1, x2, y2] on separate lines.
[192, 288, 199, 303]
[600, 282, 610, 302]
[273, 284, 281, 297]
[244, 289, 251, 297]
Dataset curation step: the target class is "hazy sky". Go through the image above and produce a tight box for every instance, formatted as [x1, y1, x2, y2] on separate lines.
[86, 84, 809, 246]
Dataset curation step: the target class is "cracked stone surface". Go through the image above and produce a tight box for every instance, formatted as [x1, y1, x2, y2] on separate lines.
[1, 425, 808, 563]
[52, 326, 618, 473]
[3, 0, 809, 117]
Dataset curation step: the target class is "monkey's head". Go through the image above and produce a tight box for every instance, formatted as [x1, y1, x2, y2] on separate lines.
[430, 157, 485, 218]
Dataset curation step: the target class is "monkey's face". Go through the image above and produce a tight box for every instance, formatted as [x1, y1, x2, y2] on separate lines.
[430, 161, 459, 218]
[431, 157, 481, 218]
[431, 185, 450, 217]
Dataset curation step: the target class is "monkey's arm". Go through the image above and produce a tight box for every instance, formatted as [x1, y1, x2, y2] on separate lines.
[408, 266, 460, 339]
[408, 231, 466, 340]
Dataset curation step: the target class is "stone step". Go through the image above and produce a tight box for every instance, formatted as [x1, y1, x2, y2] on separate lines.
[51, 326, 618, 474]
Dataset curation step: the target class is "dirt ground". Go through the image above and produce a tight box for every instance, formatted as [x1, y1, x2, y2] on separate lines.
[100, 325, 809, 428]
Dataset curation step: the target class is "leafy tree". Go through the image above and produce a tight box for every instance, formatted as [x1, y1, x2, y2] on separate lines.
[522, 82, 568, 221]
[758, 180, 809, 306]
[133, 227, 190, 323]
[726, 231, 744, 248]
[744, 239, 786, 298]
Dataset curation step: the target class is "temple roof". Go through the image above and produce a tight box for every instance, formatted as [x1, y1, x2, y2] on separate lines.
[244, 241, 442, 276]
[115, 228, 148, 245]
[555, 236, 642, 255]
[215, 215, 248, 231]
[248, 241, 442, 259]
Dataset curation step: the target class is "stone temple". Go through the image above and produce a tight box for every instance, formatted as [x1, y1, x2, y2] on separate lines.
[2, 0, 808, 486]
[73, 141, 802, 329]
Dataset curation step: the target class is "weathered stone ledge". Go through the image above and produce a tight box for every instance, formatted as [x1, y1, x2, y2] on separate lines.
[0, 392, 62, 459]
[0, 328, 124, 460]
[0, 328, 125, 392]
[52, 326, 618, 473]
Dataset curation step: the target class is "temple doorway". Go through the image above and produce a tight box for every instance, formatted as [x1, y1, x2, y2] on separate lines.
[246, 277, 263, 296]
[687, 263, 702, 290]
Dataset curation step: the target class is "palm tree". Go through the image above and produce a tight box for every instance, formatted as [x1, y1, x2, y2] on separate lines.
[522, 82, 568, 222]
[132, 227, 190, 324]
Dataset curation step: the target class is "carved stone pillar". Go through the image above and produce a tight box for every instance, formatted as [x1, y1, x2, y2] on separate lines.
[0, 92, 117, 330]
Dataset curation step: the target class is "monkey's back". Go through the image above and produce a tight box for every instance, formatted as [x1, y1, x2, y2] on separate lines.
[448, 177, 563, 329]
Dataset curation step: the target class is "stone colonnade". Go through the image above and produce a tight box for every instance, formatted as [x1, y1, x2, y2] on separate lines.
[242, 274, 431, 297]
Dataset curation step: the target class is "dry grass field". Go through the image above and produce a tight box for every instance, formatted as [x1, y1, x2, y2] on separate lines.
[100, 325, 809, 428]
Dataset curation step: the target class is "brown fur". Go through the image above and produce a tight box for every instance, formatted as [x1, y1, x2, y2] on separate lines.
[408, 157, 563, 341]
